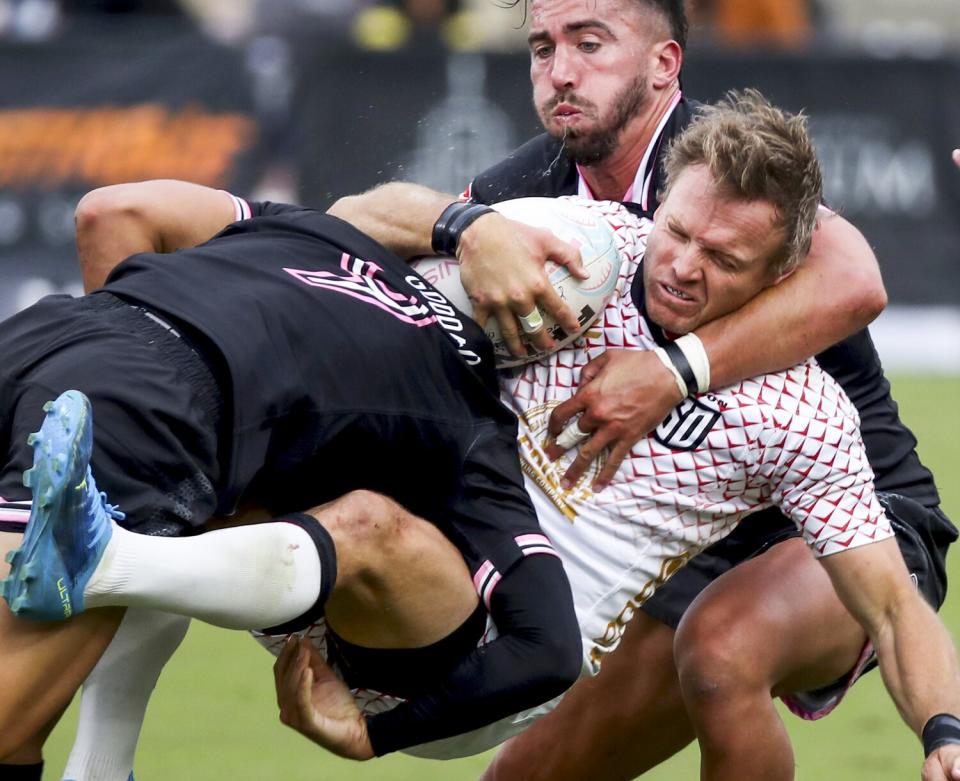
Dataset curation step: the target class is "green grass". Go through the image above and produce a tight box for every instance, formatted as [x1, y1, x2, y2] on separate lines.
[42, 375, 960, 780]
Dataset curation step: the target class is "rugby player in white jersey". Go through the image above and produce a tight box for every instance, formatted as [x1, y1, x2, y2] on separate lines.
[329, 3, 955, 780]
[5, 89, 960, 781]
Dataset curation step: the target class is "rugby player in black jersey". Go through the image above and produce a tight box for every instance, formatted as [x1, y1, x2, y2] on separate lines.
[328, 2, 959, 780]
[0, 181, 583, 774]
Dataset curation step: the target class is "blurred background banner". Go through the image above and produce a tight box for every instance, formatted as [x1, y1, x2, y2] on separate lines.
[0, 19, 258, 316]
[0, 0, 957, 369]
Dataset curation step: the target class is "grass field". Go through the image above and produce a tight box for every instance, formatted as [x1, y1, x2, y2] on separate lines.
[42, 375, 960, 780]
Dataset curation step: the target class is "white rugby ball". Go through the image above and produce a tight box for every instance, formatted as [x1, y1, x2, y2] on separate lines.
[412, 197, 621, 368]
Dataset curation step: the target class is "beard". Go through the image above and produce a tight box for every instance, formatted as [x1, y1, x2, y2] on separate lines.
[540, 72, 649, 165]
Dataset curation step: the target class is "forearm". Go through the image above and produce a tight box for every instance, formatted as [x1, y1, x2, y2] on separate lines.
[873, 598, 960, 735]
[365, 555, 582, 755]
[75, 180, 237, 291]
[327, 182, 457, 260]
[822, 541, 960, 737]
[695, 211, 887, 388]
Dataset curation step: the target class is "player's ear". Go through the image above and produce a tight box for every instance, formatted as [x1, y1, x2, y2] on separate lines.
[651, 39, 682, 89]
[772, 265, 796, 286]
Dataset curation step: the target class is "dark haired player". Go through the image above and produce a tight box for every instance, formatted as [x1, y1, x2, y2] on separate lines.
[0, 181, 582, 775]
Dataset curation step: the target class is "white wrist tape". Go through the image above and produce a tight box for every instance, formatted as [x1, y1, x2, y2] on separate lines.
[673, 333, 711, 394]
[653, 347, 689, 398]
[654, 333, 711, 397]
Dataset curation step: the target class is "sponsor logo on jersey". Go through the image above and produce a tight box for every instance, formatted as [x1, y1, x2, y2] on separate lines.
[284, 253, 482, 365]
[516, 402, 603, 521]
[653, 397, 721, 451]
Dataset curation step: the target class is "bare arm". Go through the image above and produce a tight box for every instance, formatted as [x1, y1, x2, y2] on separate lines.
[819, 539, 960, 780]
[328, 182, 453, 260]
[549, 210, 888, 489]
[75, 180, 238, 292]
[329, 183, 586, 354]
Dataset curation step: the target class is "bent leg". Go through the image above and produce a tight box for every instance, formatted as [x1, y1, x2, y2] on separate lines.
[483, 611, 694, 781]
[71, 490, 478, 649]
[0, 532, 123, 759]
[674, 539, 867, 781]
[314, 490, 479, 648]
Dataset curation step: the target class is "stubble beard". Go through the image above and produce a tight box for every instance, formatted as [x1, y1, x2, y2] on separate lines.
[541, 72, 650, 165]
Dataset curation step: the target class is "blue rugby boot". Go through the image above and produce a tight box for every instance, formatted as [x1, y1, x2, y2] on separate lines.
[1, 390, 124, 621]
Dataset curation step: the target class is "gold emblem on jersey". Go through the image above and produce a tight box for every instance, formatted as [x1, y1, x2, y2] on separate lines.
[589, 552, 691, 666]
[518, 402, 605, 522]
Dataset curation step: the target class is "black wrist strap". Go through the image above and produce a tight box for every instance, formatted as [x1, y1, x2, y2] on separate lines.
[922, 713, 960, 757]
[662, 341, 698, 396]
[431, 202, 495, 256]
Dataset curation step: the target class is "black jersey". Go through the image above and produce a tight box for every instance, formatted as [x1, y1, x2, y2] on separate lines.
[106, 203, 547, 575]
[466, 99, 941, 508]
[100, 202, 582, 754]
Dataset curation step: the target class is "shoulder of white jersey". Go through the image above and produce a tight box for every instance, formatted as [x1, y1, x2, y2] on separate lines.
[220, 191, 253, 221]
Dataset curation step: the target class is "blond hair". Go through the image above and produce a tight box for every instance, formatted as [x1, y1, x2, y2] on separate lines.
[663, 89, 823, 276]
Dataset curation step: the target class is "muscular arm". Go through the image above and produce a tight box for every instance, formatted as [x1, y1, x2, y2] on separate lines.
[75, 180, 238, 292]
[328, 182, 453, 260]
[818, 539, 960, 776]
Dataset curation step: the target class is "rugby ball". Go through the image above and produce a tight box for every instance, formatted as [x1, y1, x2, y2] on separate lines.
[412, 197, 621, 367]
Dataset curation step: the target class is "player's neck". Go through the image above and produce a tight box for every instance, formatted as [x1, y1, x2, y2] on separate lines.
[579, 84, 679, 202]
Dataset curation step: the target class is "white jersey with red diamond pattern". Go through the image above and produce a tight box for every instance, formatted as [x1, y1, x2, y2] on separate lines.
[499, 197, 894, 671]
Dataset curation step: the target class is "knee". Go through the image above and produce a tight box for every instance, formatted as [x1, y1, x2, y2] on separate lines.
[674, 603, 767, 711]
[318, 490, 411, 572]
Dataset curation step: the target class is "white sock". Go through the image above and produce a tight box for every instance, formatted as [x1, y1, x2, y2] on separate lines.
[62, 608, 190, 781]
[84, 522, 324, 629]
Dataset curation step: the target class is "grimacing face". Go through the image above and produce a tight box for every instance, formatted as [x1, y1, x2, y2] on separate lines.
[528, 0, 657, 164]
[642, 165, 788, 335]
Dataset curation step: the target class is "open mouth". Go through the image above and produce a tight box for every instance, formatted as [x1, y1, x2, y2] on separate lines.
[664, 283, 693, 301]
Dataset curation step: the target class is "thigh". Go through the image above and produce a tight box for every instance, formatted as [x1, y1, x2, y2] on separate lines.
[485, 611, 693, 781]
[675, 537, 866, 696]
[1, 295, 221, 533]
[0, 532, 124, 758]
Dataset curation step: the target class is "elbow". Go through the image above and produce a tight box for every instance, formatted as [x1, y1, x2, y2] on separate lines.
[844, 258, 887, 325]
[327, 193, 360, 221]
[816, 217, 888, 328]
[328, 183, 394, 222]
[841, 268, 887, 330]
[863, 277, 888, 323]
[75, 184, 141, 234]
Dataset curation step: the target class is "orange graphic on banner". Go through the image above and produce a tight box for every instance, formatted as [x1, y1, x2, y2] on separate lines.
[0, 105, 255, 189]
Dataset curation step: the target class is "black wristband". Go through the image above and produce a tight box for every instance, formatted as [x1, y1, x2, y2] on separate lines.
[431, 202, 494, 256]
[662, 341, 698, 396]
[922, 713, 960, 757]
